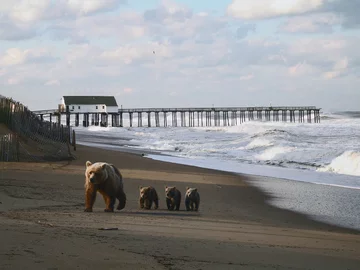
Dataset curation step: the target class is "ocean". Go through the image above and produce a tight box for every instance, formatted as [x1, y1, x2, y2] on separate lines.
[55, 111, 360, 230]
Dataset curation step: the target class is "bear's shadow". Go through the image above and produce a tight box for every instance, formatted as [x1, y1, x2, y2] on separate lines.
[121, 209, 200, 217]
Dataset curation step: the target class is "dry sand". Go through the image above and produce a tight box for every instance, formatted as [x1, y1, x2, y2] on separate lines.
[1, 144, 360, 270]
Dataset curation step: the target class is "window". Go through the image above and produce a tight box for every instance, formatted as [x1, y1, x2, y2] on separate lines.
[72, 106, 74, 109]
[96, 106, 98, 109]
[102, 106, 105, 109]
[78, 106, 80, 109]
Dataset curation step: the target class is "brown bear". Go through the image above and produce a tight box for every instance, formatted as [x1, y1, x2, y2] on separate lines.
[139, 186, 159, 210]
[84, 161, 126, 212]
[165, 186, 181, 211]
[185, 187, 200, 211]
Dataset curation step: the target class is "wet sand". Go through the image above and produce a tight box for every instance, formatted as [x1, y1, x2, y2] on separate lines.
[1, 144, 360, 269]
[248, 175, 360, 232]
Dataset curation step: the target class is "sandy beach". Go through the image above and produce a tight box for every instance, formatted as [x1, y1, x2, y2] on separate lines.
[1, 144, 360, 270]
[1, 0, 360, 268]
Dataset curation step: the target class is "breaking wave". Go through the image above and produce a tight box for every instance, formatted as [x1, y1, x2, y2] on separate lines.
[72, 110, 360, 189]
[318, 151, 360, 176]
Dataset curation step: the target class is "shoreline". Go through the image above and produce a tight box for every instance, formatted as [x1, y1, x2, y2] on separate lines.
[3, 142, 360, 233]
[1, 144, 360, 269]
[75, 140, 360, 232]
[75, 135, 360, 190]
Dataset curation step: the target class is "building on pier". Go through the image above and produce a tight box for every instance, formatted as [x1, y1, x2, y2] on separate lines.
[58, 96, 118, 114]
[58, 96, 119, 127]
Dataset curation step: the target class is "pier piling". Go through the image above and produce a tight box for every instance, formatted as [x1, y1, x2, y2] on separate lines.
[155, 112, 160, 127]
[147, 112, 151, 127]
[164, 112, 167, 127]
[138, 112, 142, 127]
[129, 112, 133, 127]
[34, 106, 321, 128]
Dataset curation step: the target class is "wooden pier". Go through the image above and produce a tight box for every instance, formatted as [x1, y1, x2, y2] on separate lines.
[33, 106, 321, 128]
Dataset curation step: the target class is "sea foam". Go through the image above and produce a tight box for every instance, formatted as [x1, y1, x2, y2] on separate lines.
[63, 110, 360, 189]
[318, 151, 360, 176]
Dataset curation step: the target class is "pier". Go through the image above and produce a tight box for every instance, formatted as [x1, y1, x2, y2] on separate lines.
[33, 106, 321, 128]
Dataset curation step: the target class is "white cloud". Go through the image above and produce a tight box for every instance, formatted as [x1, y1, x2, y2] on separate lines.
[0, 2, 17, 12]
[100, 46, 148, 64]
[287, 38, 347, 57]
[10, 0, 50, 23]
[42, 10, 145, 44]
[129, 26, 145, 38]
[65, 44, 99, 64]
[323, 57, 349, 79]
[0, 0, 127, 41]
[288, 61, 319, 76]
[5, 0, 125, 22]
[228, 0, 360, 30]
[227, 0, 325, 20]
[123, 87, 133, 93]
[0, 48, 27, 66]
[280, 13, 342, 33]
[169, 91, 177, 96]
[0, 68, 6, 76]
[99, 42, 172, 65]
[44, 79, 60, 86]
[144, 0, 192, 23]
[0, 48, 57, 67]
[7, 77, 20, 85]
[236, 24, 256, 39]
[334, 57, 348, 70]
[65, 0, 123, 16]
[239, 74, 254, 80]
[323, 0, 360, 29]
[197, 12, 208, 17]
[0, 21, 36, 40]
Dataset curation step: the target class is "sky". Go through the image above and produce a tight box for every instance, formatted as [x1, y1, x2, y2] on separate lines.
[0, 0, 360, 111]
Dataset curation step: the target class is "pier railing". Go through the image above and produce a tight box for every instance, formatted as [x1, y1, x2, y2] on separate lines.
[0, 96, 74, 162]
[33, 106, 321, 128]
[118, 106, 318, 113]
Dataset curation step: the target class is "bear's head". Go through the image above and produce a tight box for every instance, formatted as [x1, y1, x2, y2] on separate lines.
[165, 186, 177, 199]
[186, 187, 198, 199]
[85, 161, 108, 184]
[139, 186, 151, 199]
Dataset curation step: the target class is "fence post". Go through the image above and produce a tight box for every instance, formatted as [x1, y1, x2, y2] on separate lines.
[16, 134, 20, 161]
[0, 137, 3, 161]
[72, 130, 76, 151]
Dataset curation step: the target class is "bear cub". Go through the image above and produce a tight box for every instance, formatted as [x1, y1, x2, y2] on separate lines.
[185, 187, 200, 211]
[165, 186, 181, 211]
[139, 186, 159, 210]
[84, 161, 126, 212]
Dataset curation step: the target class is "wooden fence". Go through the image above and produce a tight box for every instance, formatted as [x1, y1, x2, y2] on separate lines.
[0, 96, 74, 162]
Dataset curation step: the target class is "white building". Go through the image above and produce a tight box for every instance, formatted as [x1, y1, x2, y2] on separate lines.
[59, 96, 119, 114]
